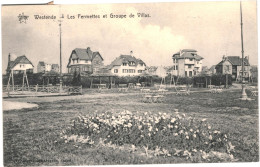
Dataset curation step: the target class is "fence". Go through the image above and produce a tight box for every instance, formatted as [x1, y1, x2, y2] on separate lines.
[2, 85, 82, 95]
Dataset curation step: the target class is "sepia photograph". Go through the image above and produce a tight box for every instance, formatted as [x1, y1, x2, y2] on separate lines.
[1, 0, 259, 166]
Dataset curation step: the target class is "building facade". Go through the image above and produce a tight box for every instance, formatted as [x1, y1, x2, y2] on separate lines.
[147, 66, 168, 77]
[108, 55, 146, 76]
[37, 61, 59, 73]
[6, 54, 34, 74]
[67, 47, 104, 74]
[215, 56, 250, 80]
[172, 49, 203, 77]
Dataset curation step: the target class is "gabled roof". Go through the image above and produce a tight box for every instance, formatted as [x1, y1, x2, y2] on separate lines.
[38, 61, 45, 66]
[51, 64, 59, 68]
[210, 65, 216, 71]
[216, 56, 250, 66]
[9, 55, 34, 69]
[172, 49, 203, 60]
[71, 47, 104, 61]
[147, 66, 158, 73]
[201, 66, 209, 71]
[108, 55, 146, 69]
[228, 56, 249, 66]
[166, 66, 175, 71]
[73, 48, 92, 60]
[93, 52, 104, 61]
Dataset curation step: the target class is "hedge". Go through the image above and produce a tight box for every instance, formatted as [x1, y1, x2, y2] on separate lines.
[2, 73, 233, 88]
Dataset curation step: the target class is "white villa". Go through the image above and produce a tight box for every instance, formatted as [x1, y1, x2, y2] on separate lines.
[6, 54, 34, 74]
[107, 55, 146, 76]
[172, 49, 203, 77]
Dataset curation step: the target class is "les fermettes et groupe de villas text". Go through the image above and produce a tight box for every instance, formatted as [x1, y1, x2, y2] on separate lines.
[33, 13, 150, 19]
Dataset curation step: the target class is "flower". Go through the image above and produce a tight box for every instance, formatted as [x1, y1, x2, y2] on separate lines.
[138, 125, 142, 130]
[208, 125, 211, 129]
[214, 130, 220, 134]
[193, 134, 196, 138]
[190, 129, 193, 132]
[209, 135, 213, 140]
[186, 136, 189, 139]
[174, 133, 178, 136]
[192, 149, 197, 152]
[148, 126, 153, 131]
[202, 118, 207, 122]
[171, 118, 176, 123]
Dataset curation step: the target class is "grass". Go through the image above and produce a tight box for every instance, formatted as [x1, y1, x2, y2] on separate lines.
[3, 88, 259, 166]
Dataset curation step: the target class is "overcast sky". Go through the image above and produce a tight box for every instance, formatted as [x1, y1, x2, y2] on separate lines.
[2, 1, 257, 73]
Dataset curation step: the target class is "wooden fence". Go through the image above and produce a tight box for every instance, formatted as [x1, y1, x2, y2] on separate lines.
[2, 85, 82, 95]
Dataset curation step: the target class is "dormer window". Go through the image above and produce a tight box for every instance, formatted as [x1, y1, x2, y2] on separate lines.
[129, 61, 135, 66]
[123, 63, 127, 66]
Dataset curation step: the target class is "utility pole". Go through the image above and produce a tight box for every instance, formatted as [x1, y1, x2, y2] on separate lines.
[240, 1, 248, 100]
[59, 20, 63, 93]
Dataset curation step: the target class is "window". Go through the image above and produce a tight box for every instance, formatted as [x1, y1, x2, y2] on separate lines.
[123, 63, 127, 66]
[185, 71, 188, 77]
[139, 63, 143, 66]
[188, 65, 192, 69]
[122, 69, 128, 73]
[173, 66, 175, 70]
[176, 65, 178, 70]
[129, 62, 135, 66]
[129, 69, 135, 73]
[189, 71, 192, 77]
[197, 61, 199, 64]
[189, 58, 193, 61]
[114, 69, 118, 73]
[138, 70, 143, 73]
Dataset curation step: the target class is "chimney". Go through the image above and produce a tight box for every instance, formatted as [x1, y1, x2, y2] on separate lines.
[222, 55, 226, 60]
[130, 51, 133, 56]
[8, 53, 11, 63]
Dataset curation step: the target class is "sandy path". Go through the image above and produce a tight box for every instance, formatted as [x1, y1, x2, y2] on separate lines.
[2, 100, 38, 111]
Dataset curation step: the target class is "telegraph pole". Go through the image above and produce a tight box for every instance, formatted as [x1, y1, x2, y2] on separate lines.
[240, 1, 248, 100]
[59, 20, 63, 93]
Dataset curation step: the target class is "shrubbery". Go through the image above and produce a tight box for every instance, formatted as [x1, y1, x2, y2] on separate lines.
[2, 73, 233, 88]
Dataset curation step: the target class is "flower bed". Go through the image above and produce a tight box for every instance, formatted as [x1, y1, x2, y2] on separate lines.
[61, 110, 236, 162]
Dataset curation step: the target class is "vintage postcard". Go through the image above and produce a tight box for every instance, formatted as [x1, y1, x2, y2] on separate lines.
[1, 1, 258, 166]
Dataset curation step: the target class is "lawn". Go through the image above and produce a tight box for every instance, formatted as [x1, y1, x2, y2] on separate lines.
[3, 88, 259, 166]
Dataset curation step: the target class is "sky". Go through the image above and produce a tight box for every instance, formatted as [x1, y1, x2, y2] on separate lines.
[1, 0, 257, 73]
